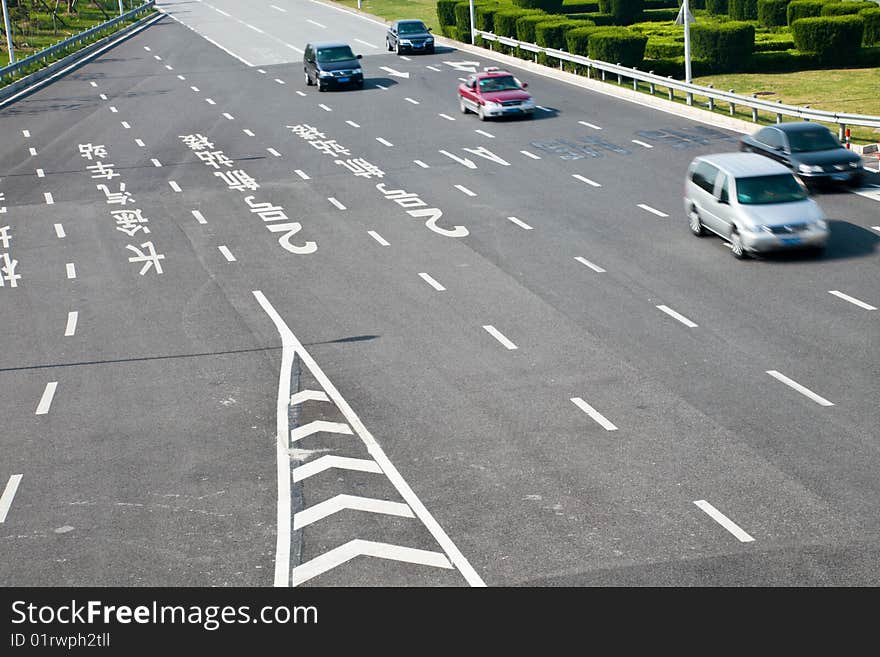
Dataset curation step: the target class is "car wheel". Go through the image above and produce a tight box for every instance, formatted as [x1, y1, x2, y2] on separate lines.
[396, 41, 402, 55]
[356, 80, 364, 90]
[317, 78, 325, 92]
[730, 230, 748, 259]
[387, 38, 393, 52]
[477, 104, 486, 121]
[459, 97, 469, 114]
[688, 206, 706, 236]
[305, 71, 313, 86]
[427, 46, 435, 54]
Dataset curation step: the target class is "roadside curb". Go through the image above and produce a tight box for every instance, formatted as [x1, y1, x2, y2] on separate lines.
[0, 10, 163, 108]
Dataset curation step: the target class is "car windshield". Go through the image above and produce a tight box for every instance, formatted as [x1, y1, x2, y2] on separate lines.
[478, 75, 520, 92]
[398, 22, 427, 34]
[736, 174, 808, 205]
[786, 129, 840, 153]
[316, 46, 355, 62]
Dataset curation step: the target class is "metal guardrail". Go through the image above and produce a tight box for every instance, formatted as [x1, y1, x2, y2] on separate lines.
[1, 1, 155, 83]
[475, 30, 880, 136]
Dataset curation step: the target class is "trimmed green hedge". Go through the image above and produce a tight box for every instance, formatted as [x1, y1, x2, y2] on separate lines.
[729, 0, 758, 20]
[754, 36, 795, 50]
[598, 0, 612, 11]
[758, 0, 792, 26]
[513, 0, 565, 12]
[691, 21, 755, 72]
[581, 11, 618, 23]
[565, 24, 600, 53]
[822, 2, 869, 16]
[645, 38, 685, 57]
[588, 26, 648, 65]
[645, 0, 678, 7]
[862, 7, 880, 45]
[791, 14, 864, 63]
[609, 0, 644, 24]
[454, 1, 474, 41]
[787, 0, 826, 25]
[475, 4, 502, 31]
[562, 0, 600, 11]
[517, 12, 557, 41]
[641, 8, 680, 20]
[706, 0, 728, 14]
[495, 8, 544, 36]
[536, 19, 594, 48]
[747, 49, 820, 71]
[437, 0, 460, 36]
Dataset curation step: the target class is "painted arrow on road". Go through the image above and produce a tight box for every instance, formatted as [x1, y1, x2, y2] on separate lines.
[379, 66, 410, 78]
[439, 150, 477, 169]
[444, 60, 481, 73]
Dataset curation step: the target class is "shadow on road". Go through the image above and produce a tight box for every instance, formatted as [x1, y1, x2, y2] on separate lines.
[757, 219, 879, 263]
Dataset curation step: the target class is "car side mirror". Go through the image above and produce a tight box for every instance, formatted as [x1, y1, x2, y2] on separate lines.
[428, 27, 432, 31]
[356, 54, 362, 59]
[521, 82, 528, 89]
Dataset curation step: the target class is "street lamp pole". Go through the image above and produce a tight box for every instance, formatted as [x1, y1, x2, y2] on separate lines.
[683, 0, 692, 85]
[118, 0, 124, 16]
[469, 0, 475, 44]
[2, 0, 14, 64]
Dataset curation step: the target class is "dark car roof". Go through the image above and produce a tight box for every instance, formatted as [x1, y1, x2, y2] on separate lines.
[396, 19, 427, 26]
[771, 122, 833, 134]
[307, 41, 353, 49]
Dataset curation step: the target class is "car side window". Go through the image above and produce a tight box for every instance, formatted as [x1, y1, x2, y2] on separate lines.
[692, 161, 718, 194]
[760, 128, 783, 150]
[717, 175, 730, 203]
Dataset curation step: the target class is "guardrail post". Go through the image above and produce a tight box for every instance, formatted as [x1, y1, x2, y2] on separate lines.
[707, 84, 714, 111]
[617, 64, 622, 85]
[776, 100, 782, 124]
[586, 65, 591, 79]
[729, 90, 735, 116]
[648, 72, 655, 95]
[839, 123, 846, 142]
[803, 105, 810, 122]
[601, 69, 606, 81]
[751, 94, 758, 122]
[632, 67, 638, 91]
[667, 76, 674, 101]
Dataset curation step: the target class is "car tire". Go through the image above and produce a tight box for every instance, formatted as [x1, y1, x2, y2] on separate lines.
[305, 71, 313, 86]
[477, 104, 486, 121]
[730, 230, 748, 259]
[396, 41, 401, 55]
[459, 97, 469, 114]
[387, 38, 393, 52]
[688, 206, 706, 236]
[356, 80, 364, 90]
[427, 46, 435, 54]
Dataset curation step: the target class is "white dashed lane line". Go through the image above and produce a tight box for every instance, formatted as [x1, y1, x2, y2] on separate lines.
[508, 216, 533, 230]
[154, 55, 161, 60]
[376, 137, 393, 147]
[22, 130, 30, 138]
[414, 160, 429, 168]
[439, 113, 455, 121]
[638, 203, 668, 217]
[35, 382, 58, 415]
[694, 500, 754, 543]
[165, 64, 173, 70]
[36, 169, 44, 178]
[247, 24, 264, 33]
[427, 65, 441, 71]
[520, 150, 541, 159]
[29, 147, 37, 156]
[258, 69, 267, 74]
[418, 272, 446, 291]
[574, 256, 605, 272]
[573, 174, 601, 188]
[267, 148, 282, 157]
[66, 263, 76, 279]
[294, 169, 310, 180]
[275, 78, 286, 85]
[151, 159, 162, 167]
[482, 325, 517, 350]
[90, 80, 98, 86]
[578, 120, 602, 130]
[177, 75, 186, 80]
[218, 245, 237, 262]
[244, 129, 255, 136]
[306, 19, 326, 28]
[405, 97, 420, 105]
[54, 223, 65, 238]
[328, 197, 346, 210]
[223, 112, 235, 120]
[168, 181, 182, 192]
[766, 370, 834, 406]
[271, 3, 286, 11]
[368, 230, 389, 246]
[400, 56, 412, 61]
[355, 39, 378, 49]
[455, 184, 476, 197]
[190, 86, 200, 91]
[143, 46, 150, 51]
[121, 121, 130, 129]
[475, 129, 494, 138]
[44, 192, 54, 204]
[346, 120, 360, 128]
[570, 397, 618, 431]
[135, 139, 145, 147]
[0, 475, 23, 523]
[828, 290, 876, 310]
[192, 210, 207, 224]
[99, 93, 107, 100]
[319, 104, 332, 112]
[632, 139, 653, 148]
[109, 106, 118, 113]
[656, 304, 698, 328]
[205, 98, 216, 105]
[64, 311, 78, 337]
[296, 91, 307, 97]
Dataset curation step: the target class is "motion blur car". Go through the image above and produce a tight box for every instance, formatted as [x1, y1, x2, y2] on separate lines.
[739, 122, 863, 188]
[684, 153, 829, 259]
[386, 19, 434, 54]
[303, 42, 363, 91]
[458, 68, 535, 121]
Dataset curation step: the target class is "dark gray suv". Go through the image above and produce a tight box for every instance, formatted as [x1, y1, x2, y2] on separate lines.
[386, 20, 434, 55]
[303, 42, 363, 91]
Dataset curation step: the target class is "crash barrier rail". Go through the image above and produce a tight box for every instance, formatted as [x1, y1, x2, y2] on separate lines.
[1, 1, 155, 84]
[474, 30, 880, 141]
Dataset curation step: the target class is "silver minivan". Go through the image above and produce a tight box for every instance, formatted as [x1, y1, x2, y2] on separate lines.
[683, 152, 829, 259]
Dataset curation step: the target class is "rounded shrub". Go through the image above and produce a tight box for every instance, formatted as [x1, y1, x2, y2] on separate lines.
[517, 12, 555, 42]
[822, 2, 868, 16]
[641, 8, 681, 20]
[437, 0, 460, 36]
[609, 0, 645, 24]
[690, 21, 755, 72]
[565, 24, 599, 54]
[862, 7, 880, 45]
[587, 26, 648, 66]
[787, 0, 826, 24]
[792, 15, 865, 62]
[475, 4, 503, 31]
[495, 8, 544, 36]
[562, 0, 600, 11]
[513, 0, 565, 12]
[758, 0, 792, 26]
[536, 19, 594, 48]
[729, 0, 759, 20]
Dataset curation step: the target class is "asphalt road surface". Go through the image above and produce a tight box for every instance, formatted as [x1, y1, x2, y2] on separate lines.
[1, 0, 878, 587]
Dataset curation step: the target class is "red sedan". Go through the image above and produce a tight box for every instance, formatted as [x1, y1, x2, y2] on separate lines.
[458, 67, 535, 121]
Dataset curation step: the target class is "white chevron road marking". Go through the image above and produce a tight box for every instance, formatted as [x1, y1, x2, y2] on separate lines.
[290, 390, 330, 405]
[294, 494, 413, 530]
[293, 456, 383, 483]
[290, 420, 353, 443]
[292, 540, 453, 586]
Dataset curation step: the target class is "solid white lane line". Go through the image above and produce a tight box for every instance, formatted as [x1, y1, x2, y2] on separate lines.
[575, 256, 605, 273]
[205, 98, 216, 105]
[508, 216, 533, 230]
[109, 106, 117, 112]
[319, 103, 332, 112]
[573, 174, 601, 187]
[346, 120, 360, 128]
[64, 311, 78, 337]
[355, 38, 378, 48]
[455, 184, 476, 196]
[36, 168, 44, 178]
[218, 245, 236, 262]
[520, 150, 541, 159]
[190, 85, 200, 91]
[694, 500, 754, 543]
[294, 169, 310, 180]
[427, 65, 441, 71]
[579, 120, 602, 129]
[44, 192, 54, 204]
[328, 197, 346, 210]
[475, 129, 495, 138]
[287, 44, 304, 53]
[22, 129, 30, 137]
[296, 90, 307, 97]
[135, 139, 145, 147]
[275, 78, 285, 84]
[828, 290, 876, 311]
[66, 263, 76, 279]
[439, 113, 455, 121]
[570, 397, 618, 431]
[657, 304, 698, 328]
[376, 137, 393, 147]
[638, 203, 668, 217]
[246, 23, 263, 33]
[414, 160, 429, 168]
[121, 121, 130, 129]
[215, 8, 230, 17]
[267, 147, 282, 157]
[29, 147, 37, 156]
[192, 210, 207, 224]
[306, 18, 326, 28]
[419, 272, 446, 291]
[99, 93, 107, 100]
[0, 475, 23, 523]
[632, 139, 654, 148]
[271, 4, 287, 10]
[243, 129, 255, 136]
[151, 158, 162, 167]
[168, 181, 182, 192]
[35, 382, 58, 415]
[368, 230, 389, 246]
[54, 223, 65, 238]
[483, 325, 517, 350]
[405, 97, 420, 105]
[223, 112, 234, 120]
[766, 370, 834, 406]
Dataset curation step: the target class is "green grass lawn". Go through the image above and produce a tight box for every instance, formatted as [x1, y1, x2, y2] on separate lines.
[330, 0, 439, 30]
